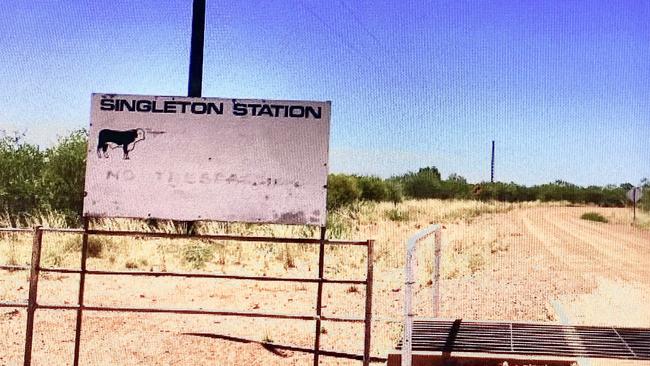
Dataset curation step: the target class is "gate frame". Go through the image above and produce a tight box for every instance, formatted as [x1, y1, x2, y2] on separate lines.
[402, 224, 442, 366]
[0, 223, 374, 366]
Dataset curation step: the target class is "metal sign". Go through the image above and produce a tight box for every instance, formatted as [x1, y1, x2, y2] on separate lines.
[626, 187, 643, 203]
[83, 93, 330, 225]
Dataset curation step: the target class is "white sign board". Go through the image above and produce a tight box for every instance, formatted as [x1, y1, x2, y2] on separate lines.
[626, 187, 643, 203]
[83, 93, 330, 225]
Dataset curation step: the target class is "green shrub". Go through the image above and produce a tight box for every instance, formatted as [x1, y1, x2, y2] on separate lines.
[386, 208, 409, 222]
[580, 212, 608, 223]
[535, 181, 625, 207]
[473, 182, 533, 202]
[401, 167, 442, 199]
[42, 129, 87, 225]
[357, 176, 388, 202]
[0, 129, 87, 225]
[346, 285, 359, 293]
[326, 211, 352, 239]
[61, 235, 82, 253]
[277, 246, 296, 270]
[385, 181, 404, 205]
[327, 174, 361, 210]
[468, 253, 485, 274]
[439, 178, 471, 199]
[0, 131, 45, 224]
[86, 237, 109, 258]
[182, 242, 214, 269]
[262, 330, 274, 343]
[640, 184, 649, 212]
[44, 251, 65, 267]
[62, 235, 106, 258]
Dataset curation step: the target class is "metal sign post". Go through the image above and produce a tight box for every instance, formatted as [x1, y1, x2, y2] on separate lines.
[185, 0, 206, 234]
[188, 0, 206, 98]
[626, 187, 643, 222]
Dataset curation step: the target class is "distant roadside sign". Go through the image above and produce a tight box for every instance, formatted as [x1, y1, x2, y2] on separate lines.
[83, 93, 331, 225]
[626, 187, 643, 203]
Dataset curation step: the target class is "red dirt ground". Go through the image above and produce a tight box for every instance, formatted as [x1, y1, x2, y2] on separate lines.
[1, 206, 649, 365]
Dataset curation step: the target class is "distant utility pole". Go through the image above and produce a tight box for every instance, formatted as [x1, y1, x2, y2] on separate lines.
[491, 140, 495, 183]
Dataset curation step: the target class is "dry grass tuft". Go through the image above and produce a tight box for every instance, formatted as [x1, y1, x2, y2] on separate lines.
[0, 199, 554, 277]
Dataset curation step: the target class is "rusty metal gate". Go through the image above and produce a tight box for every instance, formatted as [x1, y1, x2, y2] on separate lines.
[0, 224, 374, 365]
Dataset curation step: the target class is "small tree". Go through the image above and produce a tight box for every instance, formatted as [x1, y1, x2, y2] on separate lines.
[357, 176, 388, 202]
[401, 167, 442, 199]
[0, 131, 45, 224]
[385, 181, 404, 206]
[42, 129, 88, 224]
[326, 174, 361, 210]
[641, 178, 649, 212]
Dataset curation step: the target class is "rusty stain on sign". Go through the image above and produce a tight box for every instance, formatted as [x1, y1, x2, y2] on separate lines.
[275, 211, 306, 225]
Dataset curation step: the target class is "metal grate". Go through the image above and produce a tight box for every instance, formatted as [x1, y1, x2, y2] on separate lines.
[397, 320, 650, 360]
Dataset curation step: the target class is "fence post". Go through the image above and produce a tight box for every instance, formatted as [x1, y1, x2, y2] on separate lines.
[363, 240, 374, 366]
[402, 246, 414, 366]
[432, 229, 441, 317]
[402, 225, 440, 366]
[73, 218, 90, 366]
[23, 226, 43, 366]
[313, 226, 326, 366]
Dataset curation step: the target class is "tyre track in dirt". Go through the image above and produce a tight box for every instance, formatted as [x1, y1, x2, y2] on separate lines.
[562, 216, 649, 263]
[565, 214, 650, 253]
[519, 210, 594, 276]
[538, 212, 646, 282]
[517, 207, 649, 284]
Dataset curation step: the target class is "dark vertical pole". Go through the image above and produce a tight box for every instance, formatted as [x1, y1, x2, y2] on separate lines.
[490, 140, 495, 183]
[313, 226, 326, 366]
[23, 226, 43, 366]
[185, 0, 206, 235]
[188, 0, 206, 97]
[362, 240, 374, 366]
[633, 189, 637, 222]
[432, 230, 441, 317]
[73, 218, 90, 366]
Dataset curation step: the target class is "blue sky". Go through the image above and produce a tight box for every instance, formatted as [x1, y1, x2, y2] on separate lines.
[1, 0, 648, 186]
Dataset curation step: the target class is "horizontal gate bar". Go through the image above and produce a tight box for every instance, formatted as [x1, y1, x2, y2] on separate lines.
[38, 267, 367, 284]
[37, 267, 80, 274]
[3, 226, 367, 247]
[0, 228, 33, 233]
[85, 229, 368, 246]
[0, 265, 30, 271]
[41, 228, 84, 233]
[34, 303, 366, 323]
[0, 301, 28, 308]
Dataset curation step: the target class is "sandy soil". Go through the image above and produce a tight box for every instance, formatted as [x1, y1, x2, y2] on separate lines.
[1, 206, 649, 365]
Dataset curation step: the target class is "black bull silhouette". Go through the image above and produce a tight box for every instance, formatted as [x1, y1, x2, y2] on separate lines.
[97, 129, 145, 159]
